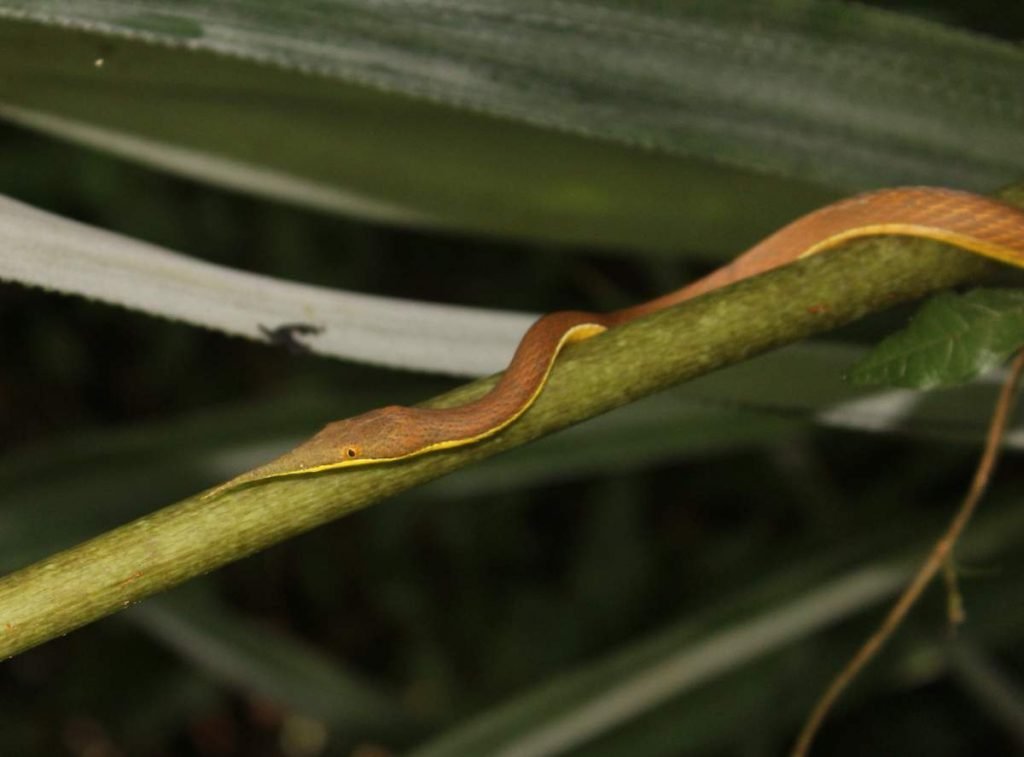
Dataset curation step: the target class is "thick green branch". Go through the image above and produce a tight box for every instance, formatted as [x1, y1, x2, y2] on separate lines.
[0, 235, 1007, 659]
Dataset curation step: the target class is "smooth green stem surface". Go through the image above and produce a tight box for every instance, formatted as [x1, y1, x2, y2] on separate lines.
[0, 236, 1005, 659]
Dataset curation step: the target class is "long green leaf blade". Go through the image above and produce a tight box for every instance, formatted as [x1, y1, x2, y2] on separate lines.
[4, 0, 1022, 186]
[2, 1, 1022, 249]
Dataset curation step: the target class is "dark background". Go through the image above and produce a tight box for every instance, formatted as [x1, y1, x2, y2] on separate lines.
[1, 2, 1023, 755]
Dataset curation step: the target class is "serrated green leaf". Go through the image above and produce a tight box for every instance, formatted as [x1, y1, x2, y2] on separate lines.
[2, 1, 1023, 251]
[849, 289, 1024, 388]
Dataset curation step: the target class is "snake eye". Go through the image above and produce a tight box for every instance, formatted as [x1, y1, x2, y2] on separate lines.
[343, 445, 361, 460]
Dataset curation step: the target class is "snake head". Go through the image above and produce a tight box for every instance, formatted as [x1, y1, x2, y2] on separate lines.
[301, 405, 428, 465]
[202, 405, 426, 498]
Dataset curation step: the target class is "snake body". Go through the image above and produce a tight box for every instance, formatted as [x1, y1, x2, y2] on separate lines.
[207, 187, 1024, 496]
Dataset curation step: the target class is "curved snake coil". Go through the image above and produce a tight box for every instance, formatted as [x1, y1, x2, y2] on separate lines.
[206, 187, 1024, 497]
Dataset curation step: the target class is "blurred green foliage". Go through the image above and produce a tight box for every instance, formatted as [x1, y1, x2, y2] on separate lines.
[1, 2, 1024, 756]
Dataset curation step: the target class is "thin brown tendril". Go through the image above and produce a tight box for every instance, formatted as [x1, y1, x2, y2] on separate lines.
[792, 350, 1024, 757]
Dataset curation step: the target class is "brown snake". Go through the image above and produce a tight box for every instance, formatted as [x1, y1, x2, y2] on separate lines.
[205, 187, 1024, 497]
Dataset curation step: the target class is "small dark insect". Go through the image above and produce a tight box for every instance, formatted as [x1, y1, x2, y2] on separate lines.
[259, 322, 324, 355]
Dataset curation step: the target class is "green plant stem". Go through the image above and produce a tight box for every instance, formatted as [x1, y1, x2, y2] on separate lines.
[0, 237, 1005, 660]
